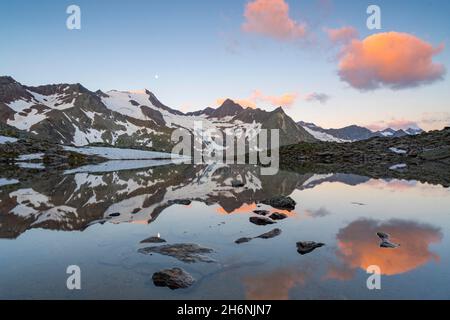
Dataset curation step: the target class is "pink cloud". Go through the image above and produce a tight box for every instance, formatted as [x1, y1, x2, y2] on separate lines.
[242, 0, 307, 40]
[251, 90, 298, 107]
[325, 26, 358, 44]
[338, 32, 446, 90]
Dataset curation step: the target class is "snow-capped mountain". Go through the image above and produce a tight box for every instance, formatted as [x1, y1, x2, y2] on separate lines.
[0, 76, 315, 152]
[297, 121, 423, 142]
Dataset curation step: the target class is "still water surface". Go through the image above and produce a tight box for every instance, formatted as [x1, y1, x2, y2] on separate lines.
[0, 163, 449, 299]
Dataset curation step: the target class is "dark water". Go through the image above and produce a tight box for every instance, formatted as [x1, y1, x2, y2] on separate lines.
[0, 163, 449, 299]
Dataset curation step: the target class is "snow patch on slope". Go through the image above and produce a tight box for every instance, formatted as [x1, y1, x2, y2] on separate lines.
[302, 126, 349, 143]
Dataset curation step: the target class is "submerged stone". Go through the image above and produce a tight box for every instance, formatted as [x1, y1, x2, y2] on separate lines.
[235, 237, 253, 244]
[152, 267, 195, 289]
[235, 228, 282, 244]
[256, 228, 282, 239]
[139, 243, 215, 263]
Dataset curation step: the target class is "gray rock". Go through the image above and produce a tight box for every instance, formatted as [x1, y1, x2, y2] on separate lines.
[235, 228, 282, 244]
[152, 268, 195, 290]
[256, 228, 282, 239]
[261, 196, 296, 211]
[235, 237, 253, 244]
[138, 243, 215, 263]
[249, 216, 276, 226]
[140, 236, 166, 244]
[376, 232, 400, 248]
[269, 212, 288, 220]
[253, 210, 269, 216]
[296, 241, 325, 255]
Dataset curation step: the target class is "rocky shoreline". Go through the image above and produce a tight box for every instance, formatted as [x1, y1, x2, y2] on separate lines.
[280, 127, 450, 187]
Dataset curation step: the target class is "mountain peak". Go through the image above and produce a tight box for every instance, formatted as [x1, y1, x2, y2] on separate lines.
[219, 99, 244, 109]
[272, 106, 285, 114]
[0, 76, 19, 85]
[210, 99, 244, 118]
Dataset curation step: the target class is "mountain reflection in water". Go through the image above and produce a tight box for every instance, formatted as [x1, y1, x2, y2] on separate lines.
[0, 163, 449, 299]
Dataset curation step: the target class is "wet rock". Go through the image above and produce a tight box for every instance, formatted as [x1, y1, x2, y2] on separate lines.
[231, 180, 245, 187]
[249, 216, 276, 226]
[152, 268, 195, 290]
[261, 196, 296, 211]
[256, 228, 282, 239]
[235, 237, 253, 244]
[296, 241, 325, 255]
[140, 236, 167, 244]
[377, 232, 400, 248]
[269, 212, 288, 220]
[253, 210, 269, 216]
[235, 228, 282, 244]
[138, 243, 215, 263]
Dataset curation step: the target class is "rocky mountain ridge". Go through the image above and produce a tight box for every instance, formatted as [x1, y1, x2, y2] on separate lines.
[0, 76, 315, 153]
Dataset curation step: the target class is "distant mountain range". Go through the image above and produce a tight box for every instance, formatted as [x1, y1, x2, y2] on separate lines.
[0, 76, 314, 152]
[297, 121, 423, 142]
[0, 76, 426, 152]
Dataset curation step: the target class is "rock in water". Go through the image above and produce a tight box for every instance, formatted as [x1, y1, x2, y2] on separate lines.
[376, 232, 400, 248]
[261, 196, 296, 211]
[138, 243, 215, 263]
[235, 237, 253, 244]
[140, 236, 167, 244]
[296, 241, 325, 255]
[376, 232, 389, 240]
[256, 228, 282, 239]
[253, 210, 270, 216]
[249, 216, 276, 226]
[235, 229, 281, 244]
[269, 212, 288, 220]
[152, 268, 195, 290]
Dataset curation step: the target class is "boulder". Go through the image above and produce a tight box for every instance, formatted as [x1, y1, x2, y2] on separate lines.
[261, 196, 296, 211]
[253, 210, 270, 216]
[296, 241, 325, 255]
[152, 268, 195, 290]
[249, 216, 276, 226]
[256, 228, 282, 239]
[269, 212, 288, 220]
[140, 236, 167, 244]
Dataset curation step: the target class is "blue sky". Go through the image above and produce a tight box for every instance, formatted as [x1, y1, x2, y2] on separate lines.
[1, 0, 450, 130]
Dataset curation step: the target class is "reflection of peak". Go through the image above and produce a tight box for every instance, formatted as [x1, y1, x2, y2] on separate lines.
[298, 173, 371, 190]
